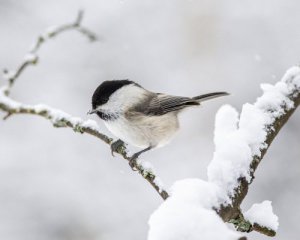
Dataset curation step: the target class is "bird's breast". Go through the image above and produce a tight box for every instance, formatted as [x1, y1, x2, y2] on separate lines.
[104, 113, 179, 149]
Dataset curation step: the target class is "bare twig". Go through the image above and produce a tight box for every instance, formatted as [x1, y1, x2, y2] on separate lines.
[3, 10, 98, 94]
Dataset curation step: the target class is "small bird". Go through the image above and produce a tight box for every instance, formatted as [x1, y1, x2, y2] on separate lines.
[88, 80, 228, 168]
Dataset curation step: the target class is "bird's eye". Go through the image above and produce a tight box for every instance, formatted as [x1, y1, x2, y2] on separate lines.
[102, 98, 109, 104]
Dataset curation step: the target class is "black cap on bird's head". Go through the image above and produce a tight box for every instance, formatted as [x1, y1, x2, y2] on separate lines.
[88, 80, 135, 114]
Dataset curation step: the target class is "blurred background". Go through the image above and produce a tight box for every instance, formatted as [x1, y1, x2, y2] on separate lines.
[0, 0, 299, 239]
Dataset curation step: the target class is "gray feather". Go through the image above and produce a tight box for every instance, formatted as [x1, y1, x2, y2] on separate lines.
[136, 92, 229, 116]
[141, 94, 199, 116]
[192, 92, 229, 102]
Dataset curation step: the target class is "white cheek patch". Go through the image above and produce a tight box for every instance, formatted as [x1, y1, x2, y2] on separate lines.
[99, 85, 148, 112]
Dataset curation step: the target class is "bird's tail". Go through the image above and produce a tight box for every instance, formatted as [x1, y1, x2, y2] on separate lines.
[192, 92, 229, 102]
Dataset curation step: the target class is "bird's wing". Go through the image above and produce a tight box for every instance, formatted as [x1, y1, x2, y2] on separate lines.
[142, 94, 199, 116]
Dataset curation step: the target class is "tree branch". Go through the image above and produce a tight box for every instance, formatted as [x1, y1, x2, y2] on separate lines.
[216, 67, 300, 236]
[0, 11, 169, 201]
[3, 10, 97, 94]
[0, 87, 169, 200]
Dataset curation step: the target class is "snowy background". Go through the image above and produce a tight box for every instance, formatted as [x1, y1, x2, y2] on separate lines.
[0, 0, 300, 239]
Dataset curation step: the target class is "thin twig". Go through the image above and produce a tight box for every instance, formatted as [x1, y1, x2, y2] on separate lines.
[3, 10, 98, 94]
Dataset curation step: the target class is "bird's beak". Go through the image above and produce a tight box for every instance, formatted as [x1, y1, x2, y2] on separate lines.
[87, 109, 97, 115]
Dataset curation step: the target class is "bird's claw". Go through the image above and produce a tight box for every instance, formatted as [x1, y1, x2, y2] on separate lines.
[128, 153, 139, 171]
[110, 139, 125, 157]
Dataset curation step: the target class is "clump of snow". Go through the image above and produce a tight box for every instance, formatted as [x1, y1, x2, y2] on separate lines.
[213, 105, 239, 148]
[239, 103, 272, 156]
[170, 179, 223, 208]
[153, 176, 164, 194]
[81, 119, 101, 131]
[244, 201, 279, 231]
[0, 87, 21, 108]
[255, 83, 294, 117]
[148, 179, 241, 240]
[207, 105, 252, 198]
[208, 66, 300, 198]
[281, 66, 300, 90]
[24, 53, 38, 63]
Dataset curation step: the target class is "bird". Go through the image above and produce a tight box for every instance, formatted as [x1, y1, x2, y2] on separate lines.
[88, 80, 228, 168]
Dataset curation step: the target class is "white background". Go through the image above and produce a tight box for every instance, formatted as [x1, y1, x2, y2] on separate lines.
[0, 0, 299, 239]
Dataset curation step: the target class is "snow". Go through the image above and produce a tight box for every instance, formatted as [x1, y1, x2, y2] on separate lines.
[213, 104, 239, 148]
[208, 66, 300, 197]
[148, 179, 241, 240]
[239, 103, 272, 156]
[81, 119, 101, 131]
[281, 66, 300, 89]
[0, 86, 22, 108]
[153, 176, 164, 194]
[24, 53, 38, 62]
[244, 201, 279, 231]
[45, 25, 59, 37]
[169, 179, 221, 208]
[2, 66, 300, 239]
[138, 161, 166, 193]
[148, 66, 300, 239]
[207, 105, 253, 198]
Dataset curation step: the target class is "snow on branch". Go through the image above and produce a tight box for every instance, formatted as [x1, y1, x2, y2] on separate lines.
[0, 86, 111, 143]
[244, 201, 279, 235]
[213, 66, 300, 225]
[0, 87, 169, 200]
[148, 66, 300, 239]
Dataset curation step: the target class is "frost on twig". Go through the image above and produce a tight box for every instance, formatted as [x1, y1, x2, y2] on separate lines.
[3, 10, 97, 93]
[0, 86, 112, 143]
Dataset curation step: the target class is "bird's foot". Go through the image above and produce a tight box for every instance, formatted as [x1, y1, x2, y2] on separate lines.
[110, 139, 125, 156]
[128, 153, 140, 171]
[128, 146, 152, 171]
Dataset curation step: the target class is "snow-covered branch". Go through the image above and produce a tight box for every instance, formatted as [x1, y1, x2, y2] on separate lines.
[148, 66, 300, 240]
[0, 86, 112, 143]
[213, 67, 300, 232]
[0, 87, 169, 199]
